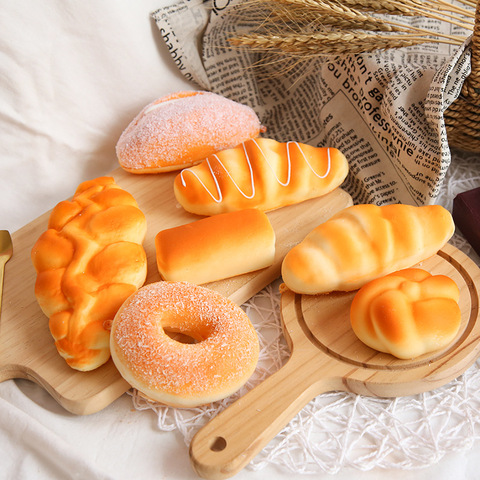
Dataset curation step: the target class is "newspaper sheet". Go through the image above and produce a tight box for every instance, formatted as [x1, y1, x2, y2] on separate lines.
[152, 0, 473, 206]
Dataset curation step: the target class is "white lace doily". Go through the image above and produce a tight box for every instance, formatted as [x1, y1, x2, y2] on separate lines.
[131, 149, 480, 474]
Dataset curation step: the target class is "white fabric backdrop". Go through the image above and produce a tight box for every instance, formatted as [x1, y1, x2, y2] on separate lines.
[1, 1, 479, 479]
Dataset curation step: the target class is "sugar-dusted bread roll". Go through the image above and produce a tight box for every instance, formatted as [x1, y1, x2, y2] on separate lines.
[116, 91, 264, 173]
[173, 137, 349, 215]
[31, 176, 147, 371]
[155, 209, 275, 285]
[350, 268, 461, 359]
[281, 204, 454, 295]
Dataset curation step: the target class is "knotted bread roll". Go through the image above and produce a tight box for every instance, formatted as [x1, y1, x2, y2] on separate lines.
[31, 176, 147, 371]
[281, 203, 454, 295]
[350, 268, 461, 359]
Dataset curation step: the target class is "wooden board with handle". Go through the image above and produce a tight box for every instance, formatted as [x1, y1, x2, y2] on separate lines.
[0, 167, 353, 415]
[189, 243, 480, 479]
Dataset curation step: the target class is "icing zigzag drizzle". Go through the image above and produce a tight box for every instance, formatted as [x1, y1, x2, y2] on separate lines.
[179, 139, 332, 203]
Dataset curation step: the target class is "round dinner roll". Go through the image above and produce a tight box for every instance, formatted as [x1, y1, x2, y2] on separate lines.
[110, 281, 260, 407]
[116, 90, 265, 173]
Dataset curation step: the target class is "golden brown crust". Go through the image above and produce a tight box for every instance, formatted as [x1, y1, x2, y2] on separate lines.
[350, 268, 461, 359]
[281, 204, 455, 295]
[155, 209, 276, 285]
[116, 91, 264, 173]
[31, 176, 147, 371]
[173, 138, 349, 214]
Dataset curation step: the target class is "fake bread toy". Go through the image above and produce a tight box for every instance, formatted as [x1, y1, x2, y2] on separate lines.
[116, 91, 264, 173]
[173, 137, 349, 215]
[350, 268, 461, 359]
[110, 281, 259, 408]
[31, 177, 147, 371]
[155, 209, 276, 285]
[281, 203, 455, 295]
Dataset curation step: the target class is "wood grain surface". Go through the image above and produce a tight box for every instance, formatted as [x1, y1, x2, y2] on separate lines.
[189, 243, 480, 480]
[0, 167, 353, 415]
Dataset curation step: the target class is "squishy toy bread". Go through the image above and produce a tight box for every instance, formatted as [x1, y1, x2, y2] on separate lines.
[173, 137, 349, 215]
[110, 281, 259, 407]
[155, 209, 275, 284]
[116, 91, 264, 173]
[281, 203, 454, 295]
[31, 176, 147, 371]
[350, 268, 461, 359]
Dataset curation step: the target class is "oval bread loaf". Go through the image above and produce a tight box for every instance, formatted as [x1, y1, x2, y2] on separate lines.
[155, 209, 276, 285]
[116, 91, 264, 173]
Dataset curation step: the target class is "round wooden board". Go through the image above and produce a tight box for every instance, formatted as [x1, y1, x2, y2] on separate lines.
[190, 243, 480, 479]
[292, 243, 480, 397]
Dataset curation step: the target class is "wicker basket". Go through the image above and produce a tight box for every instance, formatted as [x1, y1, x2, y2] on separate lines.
[444, 0, 480, 151]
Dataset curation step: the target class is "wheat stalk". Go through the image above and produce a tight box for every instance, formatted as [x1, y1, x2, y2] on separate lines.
[229, 30, 462, 57]
[246, 0, 466, 41]
[255, 0, 474, 26]
[255, 3, 401, 32]
[229, 0, 474, 58]
[424, 0, 475, 17]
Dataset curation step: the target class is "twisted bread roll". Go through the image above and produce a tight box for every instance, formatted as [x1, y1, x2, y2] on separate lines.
[350, 268, 461, 359]
[281, 204, 454, 295]
[116, 91, 264, 173]
[31, 177, 147, 371]
[173, 137, 349, 215]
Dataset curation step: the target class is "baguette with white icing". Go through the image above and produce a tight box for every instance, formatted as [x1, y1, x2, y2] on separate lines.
[173, 137, 349, 215]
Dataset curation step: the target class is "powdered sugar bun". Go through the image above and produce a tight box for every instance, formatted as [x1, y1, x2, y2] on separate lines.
[110, 281, 259, 407]
[116, 91, 264, 173]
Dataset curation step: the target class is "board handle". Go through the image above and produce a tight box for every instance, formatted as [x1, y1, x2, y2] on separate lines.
[189, 350, 344, 480]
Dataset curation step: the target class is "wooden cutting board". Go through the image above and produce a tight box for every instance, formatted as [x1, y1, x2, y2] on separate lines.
[189, 243, 480, 479]
[0, 167, 353, 415]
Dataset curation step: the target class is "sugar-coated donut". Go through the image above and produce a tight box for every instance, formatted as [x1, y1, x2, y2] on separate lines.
[116, 91, 264, 173]
[110, 281, 259, 407]
[350, 268, 461, 359]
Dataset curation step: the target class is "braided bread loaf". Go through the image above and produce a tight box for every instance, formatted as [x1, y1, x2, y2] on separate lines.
[173, 137, 349, 215]
[281, 204, 454, 295]
[31, 177, 147, 371]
